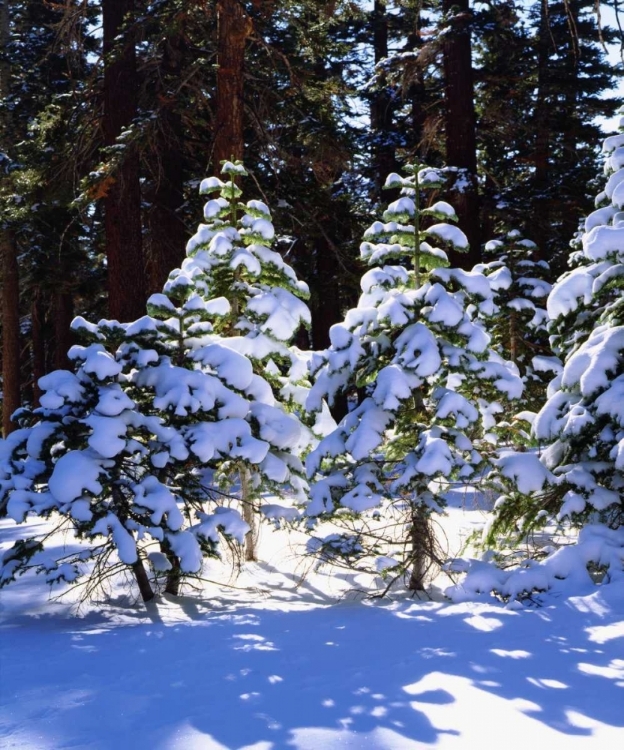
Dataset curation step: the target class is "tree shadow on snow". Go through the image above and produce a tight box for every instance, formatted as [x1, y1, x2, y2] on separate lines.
[1, 594, 624, 749]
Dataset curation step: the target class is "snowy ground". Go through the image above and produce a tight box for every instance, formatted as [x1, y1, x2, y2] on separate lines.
[1, 495, 623, 750]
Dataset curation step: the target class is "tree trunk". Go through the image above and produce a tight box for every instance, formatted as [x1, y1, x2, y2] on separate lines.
[145, 33, 186, 294]
[103, 0, 146, 322]
[164, 552, 182, 596]
[213, 0, 252, 170]
[31, 292, 45, 406]
[406, 11, 427, 162]
[1, 229, 20, 437]
[370, 1, 397, 198]
[1, 0, 20, 436]
[407, 505, 429, 592]
[442, 0, 480, 269]
[241, 466, 257, 562]
[132, 558, 155, 602]
[53, 291, 74, 370]
[532, 0, 551, 253]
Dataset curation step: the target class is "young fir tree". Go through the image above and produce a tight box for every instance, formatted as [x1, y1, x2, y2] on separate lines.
[167, 160, 316, 559]
[474, 230, 559, 431]
[305, 166, 522, 592]
[487, 117, 624, 541]
[0, 169, 310, 602]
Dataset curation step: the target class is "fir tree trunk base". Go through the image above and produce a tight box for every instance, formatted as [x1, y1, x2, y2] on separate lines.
[132, 559, 155, 602]
[164, 554, 181, 596]
[407, 506, 430, 592]
[243, 500, 257, 562]
[241, 468, 257, 562]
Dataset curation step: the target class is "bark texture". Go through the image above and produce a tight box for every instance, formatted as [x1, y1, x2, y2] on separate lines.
[532, 0, 552, 253]
[407, 506, 430, 592]
[31, 293, 45, 406]
[241, 467, 258, 562]
[146, 32, 186, 294]
[442, 0, 481, 269]
[213, 0, 252, 169]
[103, 0, 146, 322]
[132, 558, 155, 602]
[1, 229, 20, 437]
[370, 1, 398, 197]
[1, 0, 20, 437]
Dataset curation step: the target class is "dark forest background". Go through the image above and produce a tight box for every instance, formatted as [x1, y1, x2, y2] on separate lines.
[1, 0, 621, 436]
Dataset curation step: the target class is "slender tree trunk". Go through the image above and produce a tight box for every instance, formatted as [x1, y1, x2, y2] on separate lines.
[132, 558, 155, 602]
[442, 0, 480, 269]
[509, 308, 519, 364]
[407, 505, 429, 591]
[103, 0, 145, 322]
[164, 552, 182, 596]
[241, 466, 257, 562]
[1, 0, 20, 436]
[213, 0, 252, 170]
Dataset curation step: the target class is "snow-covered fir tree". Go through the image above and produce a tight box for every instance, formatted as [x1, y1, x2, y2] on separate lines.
[172, 162, 311, 402]
[0, 166, 311, 601]
[169, 161, 317, 558]
[305, 166, 523, 591]
[474, 230, 559, 436]
[487, 117, 624, 544]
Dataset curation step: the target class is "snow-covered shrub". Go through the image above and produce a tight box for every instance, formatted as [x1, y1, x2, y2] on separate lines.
[304, 165, 523, 591]
[446, 524, 624, 605]
[0, 164, 311, 601]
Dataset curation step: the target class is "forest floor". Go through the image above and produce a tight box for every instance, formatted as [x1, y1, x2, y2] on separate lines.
[1, 491, 623, 750]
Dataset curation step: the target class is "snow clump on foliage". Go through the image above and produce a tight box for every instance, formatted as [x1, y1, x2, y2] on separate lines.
[0, 162, 313, 600]
[305, 165, 523, 592]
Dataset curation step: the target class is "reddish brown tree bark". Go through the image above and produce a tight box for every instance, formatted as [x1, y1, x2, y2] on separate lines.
[1, 229, 20, 437]
[145, 33, 187, 294]
[213, 0, 252, 170]
[103, 0, 146, 322]
[1, 0, 20, 436]
[442, 0, 481, 269]
[31, 293, 45, 406]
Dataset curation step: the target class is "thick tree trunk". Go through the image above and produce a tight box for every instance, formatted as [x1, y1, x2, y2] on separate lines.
[370, 1, 397, 198]
[103, 0, 145, 322]
[1, 229, 20, 436]
[31, 292, 45, 406]
[145, 34, 186, 294]
[532, 0, 551, 253]
[406, 12, 427, 162]
[145, 140, 185, 294]
[442, 0, 480, 269]
[53, 291, 73, 370]
[1, 0, 20, 436]
[213, 0, 252, 170]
